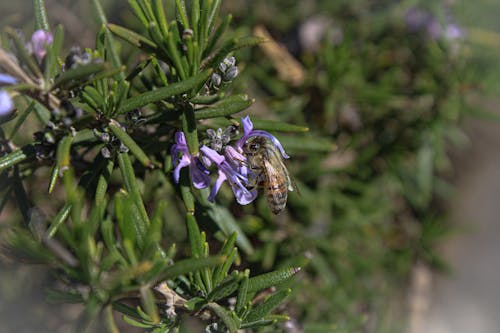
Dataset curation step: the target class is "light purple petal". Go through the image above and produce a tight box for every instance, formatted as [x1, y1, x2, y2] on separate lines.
[190, 158, 211, 189]
[173, 155, 190, 183]
[224, 145, 246, 162]
[445, 24, 463, 40]
[31, 30, 53, 61]
[208, 170, 227, 202]
[174, 131, 187, 146]
[236, 116, 254, 149]
[171, 131, 190, 168]
[233, 185, 257, 205]
[247, 130, 290, 159]
[0, 90, 14, 116]
[241, 116, 253, 135]
[200, 145, 225, 165]
[0, 74, 17, 85]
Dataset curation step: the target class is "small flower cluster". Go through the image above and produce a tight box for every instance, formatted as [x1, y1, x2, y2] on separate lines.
[404, 7, 464, 41]
[171, 116, 289, 205]
[1, 29, 53, 117]
[209, 56, 239, 90]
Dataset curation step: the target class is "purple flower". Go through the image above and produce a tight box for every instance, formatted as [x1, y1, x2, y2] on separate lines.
[445, 24, 464, 40]
[404, 7, 441, 40]
[236, 116, 289, 159]
[31, 30, 53, 62]
[0, 90, 14, 116]
[171, 132, 211, 189]
[0, 74, 18, 85]
[200, 145, 257, 205]
[405, 7, 433, 32]
[0, 74, 17, 117]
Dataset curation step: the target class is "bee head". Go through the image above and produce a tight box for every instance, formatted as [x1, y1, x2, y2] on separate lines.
[243, 137, 266, 154]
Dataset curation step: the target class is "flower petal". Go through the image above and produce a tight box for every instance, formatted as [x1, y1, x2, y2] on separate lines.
[200, 145, 225, 165]
[31, 30, 53, 61]
[173, 155, 190, 183]
[190, 158, 211, 189]
[208, 170, 227, 202]
[241, 116, 253, 135]
[174, 131, 187, 146]
[236, 116, 254, 149]
[0, 90, 14, 116]
[0, 74, 17, 85]
[233, 185, 257, 205]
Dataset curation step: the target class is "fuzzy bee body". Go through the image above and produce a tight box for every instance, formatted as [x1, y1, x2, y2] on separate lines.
[243, 136, 294, 214]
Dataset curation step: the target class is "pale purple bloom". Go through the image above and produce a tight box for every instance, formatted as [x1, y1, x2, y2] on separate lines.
[405, 7, 432, 32]
[236, 116, 289, 159]
[0, 74, 17, 116]
[171, 132, 210, 189]
[404, 7, 441, 40]
[200, 145, 257, 205]
[445, 24, 464, 40]
[0, 74, 17, 85]
[31, 30, 53, 62]
[0, 90, 14, 116]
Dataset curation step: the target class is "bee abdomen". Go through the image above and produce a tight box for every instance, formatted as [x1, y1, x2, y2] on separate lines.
[266, 182, 288, 214]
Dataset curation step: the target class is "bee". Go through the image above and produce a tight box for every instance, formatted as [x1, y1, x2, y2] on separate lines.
[242, 136, 295, 214]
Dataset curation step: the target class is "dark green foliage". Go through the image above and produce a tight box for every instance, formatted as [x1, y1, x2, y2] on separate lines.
[0, 0, 301, 331]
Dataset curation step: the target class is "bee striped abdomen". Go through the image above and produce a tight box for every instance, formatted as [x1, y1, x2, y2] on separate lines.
[266, 180, 288, 214]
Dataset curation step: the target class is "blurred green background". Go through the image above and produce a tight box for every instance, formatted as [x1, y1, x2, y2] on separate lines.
[1, 0, 499, 332]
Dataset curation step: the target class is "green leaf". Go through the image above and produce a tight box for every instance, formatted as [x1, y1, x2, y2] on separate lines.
[206, 274, 241, 302]
[153, 0, 169, 37]
[48, 164, 59, 193]
[206, 203, 253, 255]
[95, 157, 114, 204]
[244, 289, 291, 323]
[140, 287, 160, 324]
[190, 93, 224, 105]
[174, 0, 190, 30]
[194, 94, 254, 119]
[235, 271, 249, 315]
[33, 0, 50, 31]
[108, 120, 153, 168]
[212, 246, 237, 286]
[44, 24, 64, 82]
[122, 315, 153, 329]
[278, 135, 335, 153]
[207, 0, 222, 34]
[47, 203, 72, 238]
[178, 167, 195, 213]
[156, 256, 224, 281]
[117, 152, 150, 245]
[92, 0, 122, 72]
[52, 63, 107, 89]
[250, 119, 309, 133]
[186, 213, 203, 258]
[247, 267, 300, 293]
[206, 302, 239, 333]
[56, 135, 73, 175]
[240, 319, 276, 330]
[0, 146, 32, 172]
[108, 23, 157, 49]
[166, 31, 187, 80]
[119, 70, 212, 113]
[8, 100, 36, 140]
[203, 14, 232, 59]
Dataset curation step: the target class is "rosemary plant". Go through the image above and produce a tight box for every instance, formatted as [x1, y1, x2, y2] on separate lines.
[0, 0, 302, 331]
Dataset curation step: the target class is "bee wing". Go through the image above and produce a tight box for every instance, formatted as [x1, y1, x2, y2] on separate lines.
[267, 143, 299, 194]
